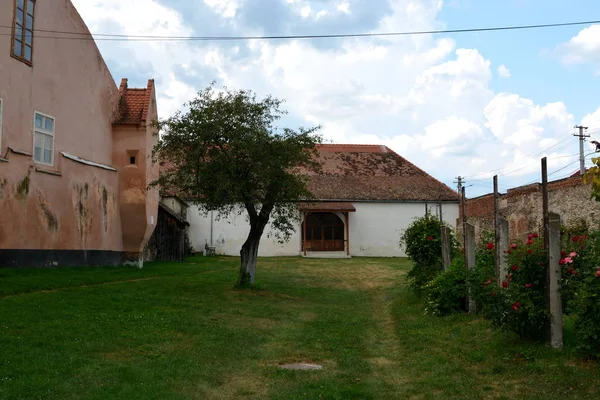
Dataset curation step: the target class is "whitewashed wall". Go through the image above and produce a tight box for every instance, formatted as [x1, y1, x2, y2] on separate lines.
[187, 206, 302, 256]
[187, 202, 459, 257]
[348, 202, 459, 257]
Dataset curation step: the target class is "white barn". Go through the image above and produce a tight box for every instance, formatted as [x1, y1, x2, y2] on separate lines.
[186, 144, 460, 257]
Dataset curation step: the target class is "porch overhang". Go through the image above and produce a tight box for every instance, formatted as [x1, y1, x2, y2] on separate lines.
[298, 202, 356, 213]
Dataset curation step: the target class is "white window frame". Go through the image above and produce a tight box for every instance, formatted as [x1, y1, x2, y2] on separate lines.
[33, 111, 55, 166]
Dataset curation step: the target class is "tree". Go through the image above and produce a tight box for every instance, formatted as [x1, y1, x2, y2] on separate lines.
[151, 84, 322, 286]
[584, 156, 600, 202]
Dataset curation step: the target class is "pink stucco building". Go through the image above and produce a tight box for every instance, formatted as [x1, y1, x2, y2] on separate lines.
[0, 0, 159, 267]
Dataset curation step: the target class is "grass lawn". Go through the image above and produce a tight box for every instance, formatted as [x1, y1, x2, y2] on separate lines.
[1, 256, 599, 399]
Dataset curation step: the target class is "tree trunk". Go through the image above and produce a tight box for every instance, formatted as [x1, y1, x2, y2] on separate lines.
[238, 222, 266, 286]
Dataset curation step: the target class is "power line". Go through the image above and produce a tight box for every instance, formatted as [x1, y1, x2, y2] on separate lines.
[1, 19, 600, 42]
[467, 151, 579, 183]
[463, 133, 574, 179]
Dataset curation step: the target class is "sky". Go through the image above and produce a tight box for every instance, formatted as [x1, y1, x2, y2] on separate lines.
[70, 0, 600, 197]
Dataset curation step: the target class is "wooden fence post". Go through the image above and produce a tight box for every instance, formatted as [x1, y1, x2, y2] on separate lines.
[441, 226, 451, 271]
[548, 212, 563, 349]
[465, 223, 477, 314]
[496, 218, 509, 285]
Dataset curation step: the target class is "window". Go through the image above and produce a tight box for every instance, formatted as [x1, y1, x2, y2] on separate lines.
[33, 112, 54, 165]
[12, 0, 35, 64]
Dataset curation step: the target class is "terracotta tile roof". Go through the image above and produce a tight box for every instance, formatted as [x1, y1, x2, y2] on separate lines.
[114, 78, 155, 125]
[158, 144, 459, 202]
[298, 202, 356, 212]
[301, 144, 460, 202]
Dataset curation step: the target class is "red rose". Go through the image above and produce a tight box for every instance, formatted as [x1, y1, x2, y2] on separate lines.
[561, 251, 567, 257]
[502, 282, 508, 288]
[428, 236, 434, 241]
[595, 269, 600, 278]
[527, 249, 533, 254]
[511, 301, 521, 311]
[511, 265, 518, 271]
[572, 236, 580, 242]
[526, 239, 533, 246]
[525, 283, 532, 288]
[532, 233, 539, 238]
[487, 242, 494, 250]
[507, 274, 513, 282]
[504, 250, 512, 254]
[510, 243, 518, 249]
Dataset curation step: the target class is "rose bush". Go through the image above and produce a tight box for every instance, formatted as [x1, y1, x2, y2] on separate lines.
[400, 215, 456, 292]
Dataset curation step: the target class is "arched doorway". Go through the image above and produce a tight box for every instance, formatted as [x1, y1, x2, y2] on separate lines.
[302, 212, 345, 251]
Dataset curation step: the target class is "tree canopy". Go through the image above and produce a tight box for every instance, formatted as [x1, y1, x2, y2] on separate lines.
[151, 84, 322, 285]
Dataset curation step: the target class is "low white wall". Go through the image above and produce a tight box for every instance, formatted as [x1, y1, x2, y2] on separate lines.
[348, 202, 459, 257]
[187, 206, 301, 256]
[187, 202, 459, 257]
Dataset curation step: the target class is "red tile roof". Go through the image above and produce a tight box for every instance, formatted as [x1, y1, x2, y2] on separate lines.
[159, 144, 459, 202]
[114, 78, 155, 125]
[301, 144, 459, 202]
[298, 202, 356, 212]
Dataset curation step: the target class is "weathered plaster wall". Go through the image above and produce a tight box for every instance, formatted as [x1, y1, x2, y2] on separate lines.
[0, 0, 123, 255]
[0, 154, 121, 251]
[187, 202, 460, 257]
[461, 176, 600, 241]
[112, 123, 158, 256]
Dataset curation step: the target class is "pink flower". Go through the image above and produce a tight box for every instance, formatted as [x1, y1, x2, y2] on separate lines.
[487, 242, 494, 250]
[510, 243, 518, 249]
[569, 252, 578, 257]
[563, 257, 573, 264]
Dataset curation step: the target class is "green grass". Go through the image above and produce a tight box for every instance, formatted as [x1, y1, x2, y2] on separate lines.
[0, 256, 598, 399]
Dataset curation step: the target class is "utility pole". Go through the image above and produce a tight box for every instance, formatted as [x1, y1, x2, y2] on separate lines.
[573, 125, 589, 175]
[454, 176, 464, 192]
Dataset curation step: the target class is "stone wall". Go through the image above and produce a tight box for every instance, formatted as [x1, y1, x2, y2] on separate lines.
[459, 176, 600, 242]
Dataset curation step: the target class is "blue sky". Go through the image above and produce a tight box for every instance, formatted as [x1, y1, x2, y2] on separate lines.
[72, 0, 600, 197]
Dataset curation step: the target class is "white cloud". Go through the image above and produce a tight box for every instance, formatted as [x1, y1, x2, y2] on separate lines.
[204, 0, 239, 18]
[70, 0, 589, 193]
[497, 64, 511, 78]
[556, 24, 600, 66]
[337, 1, 351, 14]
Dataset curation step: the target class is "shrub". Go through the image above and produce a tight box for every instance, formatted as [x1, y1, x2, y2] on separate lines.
[476, 234, 548, 340]
[467, 231, 497, 312]
[424, 257, 468, 316]
[564, 230, 600, 358]
[400, 214, 455, 292]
